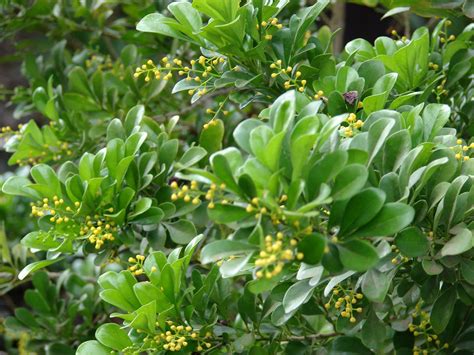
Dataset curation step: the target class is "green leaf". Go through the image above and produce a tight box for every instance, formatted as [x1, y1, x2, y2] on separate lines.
[129, 207, 164, 225]
[367, 117, 395, 165]
[361, 311, 388, 350]
[95, 323, 132, 351]
[351, 203, 415, 238]
[128, 198, 152, 219]
[106, 138, 124, 177]
[307, 150, 348, 199]
[332, 164, 368, 201]
[76, 341, 111, 355]
[199, 119, 225, 156]
[461, 259, 474, 284]
[18, 258, 64, 280]
[430, 287, 457, 333]
[164, 220, 197, 244]
[30, 164, 60, 194]
[282, 279, 315, 313]
[395, 227, 430, 257]
[441, 228, 472, 256]
[346, 38, 376, 62]
[201, 240, 258, 264]
[338, 240, 379, 272]
[136, 13, 190, 41]
[362, 268, 393, 302]
[68, 67, 90, 96]
[329, 336, 372, 354]
[422, 259, 443, 275]
[63, 93, 99, 111]
[269, 90, 295, 134]
[193, 0, 240, 22]
[168, 1, 202, 33]
[336, 66, 359, 93]
[233, 119, 264, 153]
[297, 233, 326, 265]
[207, 204, 249, 223]
[377, 27, 429, 91]
[2, 176, 37, 198]
[358, 60, 385, 88]
[340, 188, 386, 237]
[383, 129, 412, 173]
[21, 231, 61, 251]
[211, 154, 242, 195]
[422, 104, 450, 141]
[363, 73, 398, 115]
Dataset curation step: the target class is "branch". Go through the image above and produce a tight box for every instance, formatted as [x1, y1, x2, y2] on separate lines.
[288, 332, 339, 341]
[151, 88, 235, 122]
[330, 0, 346, 54]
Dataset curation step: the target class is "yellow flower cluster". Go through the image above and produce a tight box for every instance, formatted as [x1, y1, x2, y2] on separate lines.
[134, 55, 226, 97]
[390, 244, 409, 264]
[450, 139, 473, 161]
[153, 321, 212, 352]
[170, 180, 201, 205]
[269, 60, 307, 92]
[128, 254, 146, 276]
[324, 286, 363, 323]
[85, 54, 113, 70]
[1, 124, 75, 166]
[205, 99, 230, 121]
[15, 141, 73, 166]
[314, 90, 324, 100]
[204, 182, 226, 209]
[258, 17, 283, 40]
[31, 198, 117, 250]
[341, 113, 363, 138]
[203, 118, 223, 130]
[439, 34, 455, 44]
[0, 125, 14, 134]
[245, 195, 289, 224]
[260, 17, 283, 30]
[434, 78, 449, 97]
[31, 196, 78, 219]
[254, 232, 300, 279]
[409, 303, 449, 354]
[82, 211, 117, 249]
[428, 62, 439, 71]
[390, 30, 408, 42]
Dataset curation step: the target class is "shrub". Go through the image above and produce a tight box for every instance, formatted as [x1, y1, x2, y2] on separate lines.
[0, 0, 473, 354]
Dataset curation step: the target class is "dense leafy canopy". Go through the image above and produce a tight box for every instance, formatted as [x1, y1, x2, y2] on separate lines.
[0, 0, 473, 354]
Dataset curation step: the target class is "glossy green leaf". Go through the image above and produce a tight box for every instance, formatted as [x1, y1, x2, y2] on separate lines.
[430, 287, 457, 333]
[338, 240, 379, 272]
[332, 164, 368, 201]
[395, 226, 429, 257]
[201, 240, 258, 264]
[297, 233, 326, 265]
[95, 323, 132, 351]
[352, 203, 415, 238]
